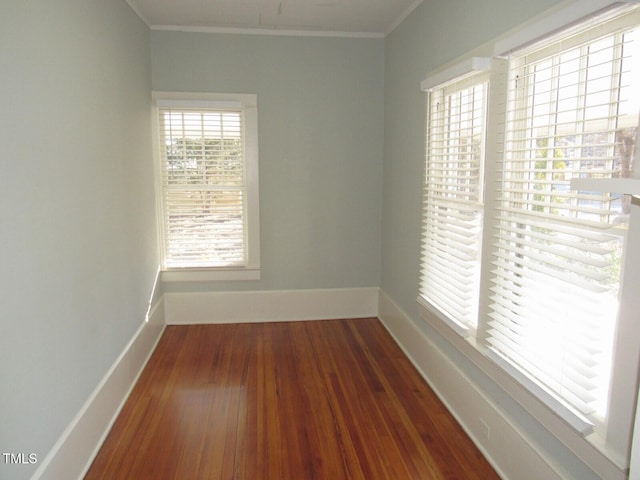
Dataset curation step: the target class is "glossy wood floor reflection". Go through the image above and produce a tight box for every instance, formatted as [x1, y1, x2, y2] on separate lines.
[85, 318, 500, 479]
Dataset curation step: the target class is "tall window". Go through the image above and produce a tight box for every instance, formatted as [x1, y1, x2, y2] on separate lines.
[154, 93, 260, 279]
[419, 4, 640, 461]
[420, 68, 489, 332]
[488, 9, 640, 423]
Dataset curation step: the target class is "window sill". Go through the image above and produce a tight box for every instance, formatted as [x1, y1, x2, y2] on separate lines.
[417, 295, 472, 338]
[415, 298, 628, 475]
[162, 267, 260, 283]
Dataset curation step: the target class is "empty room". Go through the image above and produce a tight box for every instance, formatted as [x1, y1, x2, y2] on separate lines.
[2, 0, 640, 479]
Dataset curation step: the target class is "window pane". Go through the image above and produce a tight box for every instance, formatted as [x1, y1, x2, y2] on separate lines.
[164, 189, 245, 268]
[490, 22, 640, 420]
[420, 79, 487, 330]
[159, 108, 248, 268]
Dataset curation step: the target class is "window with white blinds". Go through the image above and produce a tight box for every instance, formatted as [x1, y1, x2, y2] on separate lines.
[420, 72, 489, 332]
[418, 2, 640, 457]
[154, 93, 260, 275]
[489, 5, 640, 423]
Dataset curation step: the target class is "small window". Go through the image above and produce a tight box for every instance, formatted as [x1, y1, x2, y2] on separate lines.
[154, 93, 260, 280]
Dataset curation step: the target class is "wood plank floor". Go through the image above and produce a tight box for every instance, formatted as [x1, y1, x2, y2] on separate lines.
[85, 318, 500, 479]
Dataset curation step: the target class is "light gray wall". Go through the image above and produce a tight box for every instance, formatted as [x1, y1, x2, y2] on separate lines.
[381, 1, 607, 479]
[1, 1, 616, 478]
[0, 2, 157, 479]
[382, 0, 565, 314]
[151, 32, 384, 292]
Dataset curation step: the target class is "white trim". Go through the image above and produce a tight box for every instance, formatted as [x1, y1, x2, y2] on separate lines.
[148, 1, 425, 38]
[155, 99, 242, 110]
[421, 57, 491, 92]
[485, 350, 593, 435]
[124, 0, 151, 27]
[243, 100, 261, 272]
[630, 387, 640, 479]
[378, 289, 626, 480]
[162, 267, 260, 282]
[152, 91, 261, 275]
[385, 0, 425, 36]
[493, 0, 640, 57]
[146, 265, 163, 320]
[31, 299, 166, 480]
[152, 91, 257, 108]
[417, 295, 470, 338]
[164, 287, 379, 324]
[150, 24, 384, 39]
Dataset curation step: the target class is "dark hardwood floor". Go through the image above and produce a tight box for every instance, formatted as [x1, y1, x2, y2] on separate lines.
[85, 318, 500, 479]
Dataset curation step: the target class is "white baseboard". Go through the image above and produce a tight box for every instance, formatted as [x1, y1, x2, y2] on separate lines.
[164, 287, 379, 324]
[377, 289, 564, 480]
[32, 299, 166, 480]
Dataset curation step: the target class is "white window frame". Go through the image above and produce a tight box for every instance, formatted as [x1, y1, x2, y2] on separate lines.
[418, 2, 640, 478]
[419, 58, 490, 336]
[153, 92, 260, 282]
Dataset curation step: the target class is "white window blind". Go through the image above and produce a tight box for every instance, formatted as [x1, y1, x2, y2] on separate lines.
[158, 105, 248, 269]
[420, 72, 489, 332]
[488, 7, 640, 420]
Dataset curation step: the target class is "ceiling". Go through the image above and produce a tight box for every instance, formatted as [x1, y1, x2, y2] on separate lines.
[126, 0, 423, 37]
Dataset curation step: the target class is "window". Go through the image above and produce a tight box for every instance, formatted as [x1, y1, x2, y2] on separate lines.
[154, 93, 260, 280]
[488, 7, 640, 426]
[419, 3, 640, 469]
[420, 62, 489, 333]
